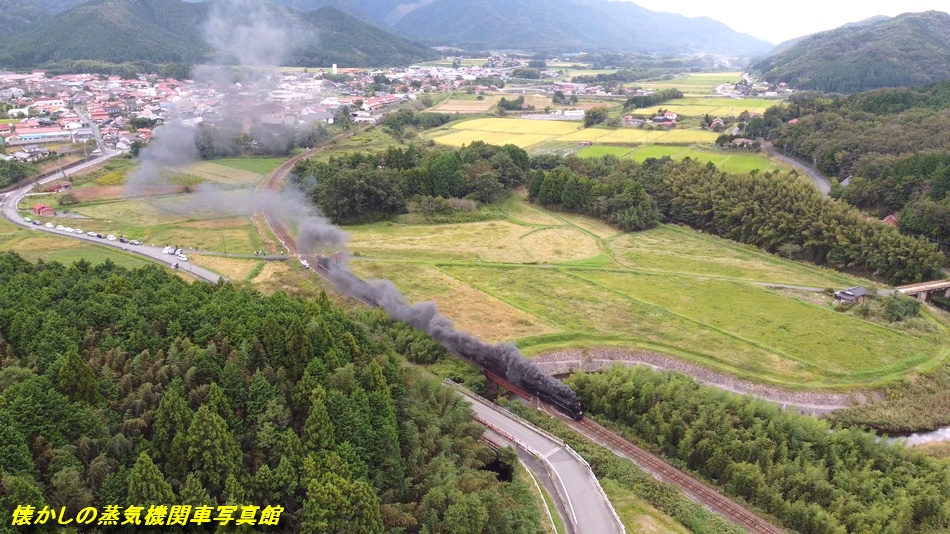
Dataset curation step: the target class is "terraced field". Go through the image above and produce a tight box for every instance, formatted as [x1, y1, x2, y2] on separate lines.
[343, 194, 944, 389]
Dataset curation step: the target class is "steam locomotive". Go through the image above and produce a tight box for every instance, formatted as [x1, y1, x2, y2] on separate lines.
[307, 254, 584, 421]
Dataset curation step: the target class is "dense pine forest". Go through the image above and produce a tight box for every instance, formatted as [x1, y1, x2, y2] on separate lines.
[763, 81, 950, 245]
[569, 366, 950, 534]
[0, 253, 542, 533]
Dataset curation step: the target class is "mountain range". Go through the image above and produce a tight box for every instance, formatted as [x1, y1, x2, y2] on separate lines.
[268, 0, 774, 55]
[0, 0, 774, 71]
[752, 11, 950, 93]
[0, 0, 439, 69]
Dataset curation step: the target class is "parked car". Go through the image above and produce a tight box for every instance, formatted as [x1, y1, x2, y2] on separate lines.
[87, 231, 97, 237]
[95, 233, 104, 239]
[45, 222, 54, 228]
[63, 227, 73, 233]
[23, 217, 31, 223]
[129, 240, 141, 246]
[32, 220, 41, 225]
[74, 228, 83, 234]
[119, 237, 128, 243]
[55, 224, 65, 231]
[177, 254, 188, 262]
[106, 235, 117, 241]
[162, 246, 173, 254]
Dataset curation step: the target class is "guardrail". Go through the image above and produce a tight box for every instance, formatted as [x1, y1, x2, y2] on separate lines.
[445, 379, 625, 534]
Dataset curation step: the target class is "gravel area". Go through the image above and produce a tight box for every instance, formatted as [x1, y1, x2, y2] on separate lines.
[534, 348, 866, 415]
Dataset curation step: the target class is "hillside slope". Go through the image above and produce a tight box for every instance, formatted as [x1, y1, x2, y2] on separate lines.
[271, 0, 773, 55]
[752, 11, 950, 92]
[0, 0, 438, 69]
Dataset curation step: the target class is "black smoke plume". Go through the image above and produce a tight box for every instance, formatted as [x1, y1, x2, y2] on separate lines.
[301, 218, 579, 409]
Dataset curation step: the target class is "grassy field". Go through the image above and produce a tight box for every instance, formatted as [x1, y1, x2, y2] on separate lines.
[0, 219, 155, 270]
[342, 193, 945, 389]
[608, 225, 859, 286]
[576, 144, 788, 173]
[600, 479, 690, 534]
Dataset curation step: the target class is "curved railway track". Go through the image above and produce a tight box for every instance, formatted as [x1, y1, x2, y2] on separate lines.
[257, 131, 786, 534]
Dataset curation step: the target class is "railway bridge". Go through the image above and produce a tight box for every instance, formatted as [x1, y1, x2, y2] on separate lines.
[896, 279, 950, 303]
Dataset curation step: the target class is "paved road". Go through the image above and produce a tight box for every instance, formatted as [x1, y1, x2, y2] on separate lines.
[763, 142, 832, 195]
[0, 154, 224, 284]
[456, 388, 623, 534]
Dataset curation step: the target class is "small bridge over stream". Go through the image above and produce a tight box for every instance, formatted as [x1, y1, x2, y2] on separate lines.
[896, 279, 950, 303]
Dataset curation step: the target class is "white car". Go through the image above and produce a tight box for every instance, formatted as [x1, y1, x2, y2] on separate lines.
[63, 227, 73, 233]
[55, 224, 65, 231]
[45, 222, 54, 228]
[87, 231, 97, 236]
[106, 235, 116, 241]
[162, 246, 173, 254]
[74, 228, 83, 234]
[23, 217, 31, 223]
[177, 254, 188, 262]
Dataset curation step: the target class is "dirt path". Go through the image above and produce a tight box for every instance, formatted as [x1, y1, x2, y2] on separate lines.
[534, 349, 865, 414]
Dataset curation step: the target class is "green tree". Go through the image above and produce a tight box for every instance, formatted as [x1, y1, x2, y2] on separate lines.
[444, 492, 489, 534]
[184, 405, 243, 497]
[127, 453, 174, 504]
[178, 472, 214, 507]
[152, 382, 192, 482]
[304, 386, 335, 454]
[302, 472, 383, 533]
[426, 152, 467, 198]
[583, 106, 609, 127]
[56, 348, 100, 404]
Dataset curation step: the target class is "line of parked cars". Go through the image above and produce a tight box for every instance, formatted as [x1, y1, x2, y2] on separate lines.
[23, 217, 141, 246]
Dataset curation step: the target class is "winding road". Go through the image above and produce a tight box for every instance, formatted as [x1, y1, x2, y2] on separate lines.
[0, 153, 224, 284]
[763, 141, 832, 195]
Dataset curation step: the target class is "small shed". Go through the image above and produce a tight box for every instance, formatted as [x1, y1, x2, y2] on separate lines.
[834, 286, 868, 303]
[32, 204, 55, 217]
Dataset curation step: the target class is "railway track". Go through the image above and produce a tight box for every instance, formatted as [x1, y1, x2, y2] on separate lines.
[257, 128, 785, 534]
[548, 406, 783, 534]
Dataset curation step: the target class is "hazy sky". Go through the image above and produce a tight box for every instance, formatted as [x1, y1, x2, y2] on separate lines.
[626, 0, 949, 44]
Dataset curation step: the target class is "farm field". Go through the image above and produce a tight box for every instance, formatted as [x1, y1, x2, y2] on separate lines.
[343, 194, 942, 389]
[426, 95, 501, 114]
[658, 96, 778, 118]
[634, 72, 742, 96]
[425, 117, 717, 149]
[577, 144, 788, 173]
[16, 156, 281, 266]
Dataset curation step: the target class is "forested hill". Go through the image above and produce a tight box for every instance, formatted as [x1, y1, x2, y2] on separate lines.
[0, 0, 438, 70]
[762, 81, 950, 245]
[270, 0, 773, 55]
[0, 253, 542, 532]
[751, 11, 950, 93]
